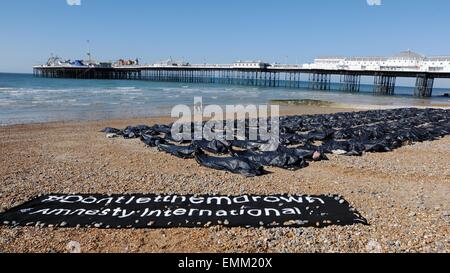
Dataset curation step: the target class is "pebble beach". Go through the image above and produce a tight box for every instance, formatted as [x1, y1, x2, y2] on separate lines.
[0, 105, 449, 253]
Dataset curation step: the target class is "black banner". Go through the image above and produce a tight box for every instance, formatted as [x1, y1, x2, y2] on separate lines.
[0, 194, 367, 229]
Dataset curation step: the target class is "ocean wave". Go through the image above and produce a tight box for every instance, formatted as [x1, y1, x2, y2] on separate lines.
[0, 87, 135, 96]
[92, 88, 143, 94]
[115, 86, 139, 90]
[162, 88, 178, 92]
[0, 88, 86, 96]
[0, 98, 16, 102]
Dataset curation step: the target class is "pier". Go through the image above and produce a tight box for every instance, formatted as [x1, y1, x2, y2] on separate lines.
[33, 51, 450, 98]
[33, 65, 450, 98]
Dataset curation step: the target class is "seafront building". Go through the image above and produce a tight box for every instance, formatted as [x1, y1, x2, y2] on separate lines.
[305, 50, 450, 73]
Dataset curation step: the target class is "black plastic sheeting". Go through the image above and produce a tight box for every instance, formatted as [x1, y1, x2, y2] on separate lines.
[102, 108, 450, 177]
[195, 148, 268, 177]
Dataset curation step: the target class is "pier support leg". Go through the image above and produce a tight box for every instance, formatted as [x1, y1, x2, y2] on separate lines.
[340, 73, 361, 92]
[309, 72, 331, 90]
[373, 74, 396, 95]
[414, 74, 434, 97]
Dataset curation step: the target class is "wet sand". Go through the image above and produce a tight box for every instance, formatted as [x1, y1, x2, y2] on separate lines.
[0, 105, 449, 253]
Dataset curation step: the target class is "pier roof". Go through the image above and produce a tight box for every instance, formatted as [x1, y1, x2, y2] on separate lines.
[390, 50, 424, 60]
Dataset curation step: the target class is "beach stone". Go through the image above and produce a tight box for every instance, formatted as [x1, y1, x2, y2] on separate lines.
[408, 212, 417, 217]
[66, 241, 81, 253]
[366, 240, 382, 253]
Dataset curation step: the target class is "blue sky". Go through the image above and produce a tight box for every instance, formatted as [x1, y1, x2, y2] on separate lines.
[1, 0, 450, 73]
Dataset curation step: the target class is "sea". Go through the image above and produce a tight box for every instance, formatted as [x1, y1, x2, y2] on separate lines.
[0, 73, 449, 125]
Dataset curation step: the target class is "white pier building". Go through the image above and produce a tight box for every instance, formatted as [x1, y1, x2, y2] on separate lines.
[304, 50, 450, 72]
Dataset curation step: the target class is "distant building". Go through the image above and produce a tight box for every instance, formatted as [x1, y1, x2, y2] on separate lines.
[114, 59, 140, 67]
[424, 56, 450, 72]
[97, 62, 112, 68]
[309, 56, 347, 70]
[304, 50, 450, 72]
[153, 58, 190, 67]
[233, 61, 270, 69]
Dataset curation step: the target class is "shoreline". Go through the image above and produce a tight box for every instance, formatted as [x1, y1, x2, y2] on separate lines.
[2, 101, 450, 128]
[0, 105, 449, 253]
